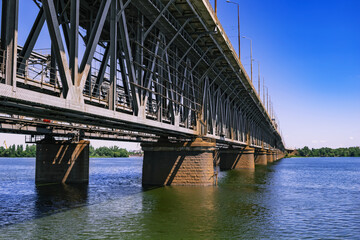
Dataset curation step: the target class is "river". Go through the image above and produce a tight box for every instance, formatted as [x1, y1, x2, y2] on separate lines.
[0, 157, 359, 239]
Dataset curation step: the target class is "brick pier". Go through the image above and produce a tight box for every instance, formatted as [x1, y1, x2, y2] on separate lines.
[267, 150, 274, 163]
[254, 149, 268, 166]
[219, 146, 255, 170]
[141, 138, 216, 186]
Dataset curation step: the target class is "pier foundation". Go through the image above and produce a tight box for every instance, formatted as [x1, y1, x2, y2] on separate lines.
[254, 149, 267, 166]
[267, 150, 274, 163]
[141, 138, 216, 186]
[36, 139, 90, 184]
[219, 146, 255, 170]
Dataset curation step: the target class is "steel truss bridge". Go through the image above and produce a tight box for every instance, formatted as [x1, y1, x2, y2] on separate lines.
[0, 0, 285, 151]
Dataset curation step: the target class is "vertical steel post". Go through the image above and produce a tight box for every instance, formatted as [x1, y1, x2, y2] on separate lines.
[2, 0, 19, 89]
[50, 44, 57, 85]
[87, 12, 94, 97]
[109, 0, 118, 110]
[70, 0, 79, 85]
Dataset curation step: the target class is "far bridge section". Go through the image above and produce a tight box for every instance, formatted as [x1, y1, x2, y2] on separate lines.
[0, 0, 286, 186]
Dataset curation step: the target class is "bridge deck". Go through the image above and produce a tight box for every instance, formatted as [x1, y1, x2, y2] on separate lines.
[0, 0, 284, 150]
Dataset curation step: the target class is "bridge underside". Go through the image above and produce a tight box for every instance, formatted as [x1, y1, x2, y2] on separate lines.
[0, 0, 286, 185]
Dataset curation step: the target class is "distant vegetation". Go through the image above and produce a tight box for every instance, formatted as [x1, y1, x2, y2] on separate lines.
[0, 144, 135, 158]
[295, 146, 360, 157]
[0, 145, 36, 157]
[1, 144, 359, 158]
[89, 146, 129, 158]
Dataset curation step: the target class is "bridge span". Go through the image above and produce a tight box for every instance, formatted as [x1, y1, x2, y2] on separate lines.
[0, 0, 286, 185]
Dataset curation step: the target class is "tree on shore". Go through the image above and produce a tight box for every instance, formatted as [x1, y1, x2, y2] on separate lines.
[89, 145, 129, 158]
[0, 145, 36, 157]
[0, 144, 130, 158]
[296, 146, 360, 157]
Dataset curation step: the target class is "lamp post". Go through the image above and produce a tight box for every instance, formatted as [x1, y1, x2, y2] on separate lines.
[226, 1, 240, 61]
[215, 0, 217, 15]
[257, 60, 260, 96]
[263, 77, 265, 104]
[266, 87, 269, 112]
[242, 36, 253, 82]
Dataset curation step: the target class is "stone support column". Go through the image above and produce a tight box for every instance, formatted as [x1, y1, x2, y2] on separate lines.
[275, 151, 280, 161]
[254, 149, 267, 166]
[36, 139, 90, 184]
[219, 146, 255, 170]
[267, 150, 274, 163]
[141, 138, 216, 186]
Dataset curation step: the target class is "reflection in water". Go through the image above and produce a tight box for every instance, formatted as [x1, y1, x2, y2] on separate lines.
[140, 186, 218, 239]
[219, 168, 255, 186]
[1, 157, 360, 239]
[34, 184, 88, 218]
[215, 167, 273, 239]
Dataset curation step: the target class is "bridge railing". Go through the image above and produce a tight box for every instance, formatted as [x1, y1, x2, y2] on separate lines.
[0, 44, 201, 132]
[0, 48, 61, 94]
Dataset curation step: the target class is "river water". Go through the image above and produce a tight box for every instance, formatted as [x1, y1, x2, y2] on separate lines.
[0, 157, 359, 239]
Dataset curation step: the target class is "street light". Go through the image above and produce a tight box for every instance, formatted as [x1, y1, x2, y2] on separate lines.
[215, 0, 217, 15]
[263, 77, 265, 104]
[226, 1, 240, 61]
[257, 60, 260, 96]
[242, 36, 253, 82]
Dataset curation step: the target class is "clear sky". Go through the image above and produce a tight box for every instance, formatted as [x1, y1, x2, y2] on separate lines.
[0, 0, 359, 149]
[213, 0, 360, 148]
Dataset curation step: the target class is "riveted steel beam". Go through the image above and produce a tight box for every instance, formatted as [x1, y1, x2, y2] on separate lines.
[78, 0, 111, 90]
[69, 0, 79, 85]
[42, 0, 72, 98]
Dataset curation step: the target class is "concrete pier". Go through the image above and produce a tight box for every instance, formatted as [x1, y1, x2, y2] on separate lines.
[219, 146, 255, 170]
[267, 150, 274, 163]
[277, 151, 285, 160]
[141, 138, 216, 186]
[254, 149, 268, 166]
[36, 139, 90, 184]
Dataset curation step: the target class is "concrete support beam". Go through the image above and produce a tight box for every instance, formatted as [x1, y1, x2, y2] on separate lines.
[219, 146, 255, 170]
[254, 148, 267, 166]
[36, 139, 90, 184]
[141, 138, 216, 186]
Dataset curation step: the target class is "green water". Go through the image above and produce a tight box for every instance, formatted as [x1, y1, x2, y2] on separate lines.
[1, 157, 360, 239]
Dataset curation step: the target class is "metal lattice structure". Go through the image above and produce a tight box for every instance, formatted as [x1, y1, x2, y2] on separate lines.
[0, 0, 285, 151]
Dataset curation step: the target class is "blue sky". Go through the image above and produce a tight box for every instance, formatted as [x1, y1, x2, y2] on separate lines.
[213, 0, 360, 148]
[1, 0, 359, 149]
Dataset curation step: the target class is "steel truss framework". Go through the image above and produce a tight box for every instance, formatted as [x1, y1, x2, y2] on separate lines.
[0, 0, 284, 151]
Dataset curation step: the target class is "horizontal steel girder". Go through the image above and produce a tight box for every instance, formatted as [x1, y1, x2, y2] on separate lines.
[0, 0, 285, 151]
